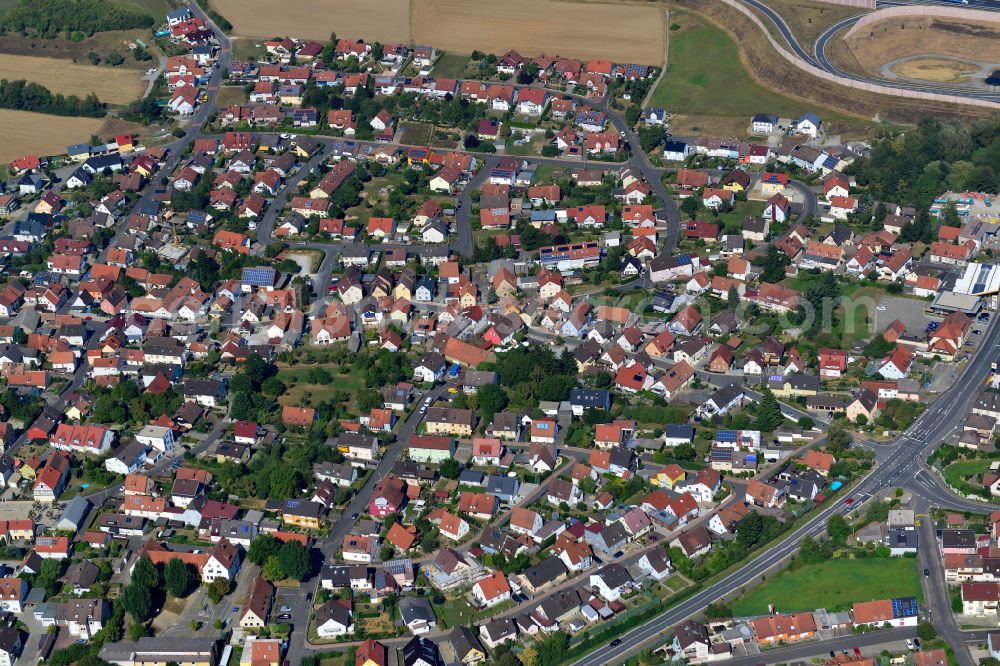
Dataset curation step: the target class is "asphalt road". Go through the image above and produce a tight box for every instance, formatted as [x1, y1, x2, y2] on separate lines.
[574, 312, 1000, 666]
[455, 155, 498, 258]
[743, 0, 1000, 103]
[284, 382, 448, 665]
[75, 7, 998, 660]
[726, 627, 917, 666]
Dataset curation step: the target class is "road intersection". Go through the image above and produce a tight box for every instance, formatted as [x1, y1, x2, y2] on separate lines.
[42, 4, 1000, 663]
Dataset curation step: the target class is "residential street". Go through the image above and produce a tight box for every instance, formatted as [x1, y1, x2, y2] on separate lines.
[26, 5, 997, 664]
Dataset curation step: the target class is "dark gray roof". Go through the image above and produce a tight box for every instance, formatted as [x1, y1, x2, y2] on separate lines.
[941, 529, 975, 548]
[315, 599, 352, 627]
[58, 495, 91, 529]
[594, 563, 632, 588]
[399, 596, 436, 625]
[889, 528, 918, 549]
[569, 388, 610, 408]
[486, 475, 519, 496]
[458, 469, 484, 486]
[450, 626, 484, 661]
[663, 424, 694, 440]
[522, 555, 567, 588]
[403, 636, 441, 666]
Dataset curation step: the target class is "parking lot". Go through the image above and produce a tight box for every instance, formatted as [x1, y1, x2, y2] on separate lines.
[874, 295, 935, 339]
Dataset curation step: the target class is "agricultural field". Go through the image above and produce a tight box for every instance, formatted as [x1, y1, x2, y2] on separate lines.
[211, 0, 411, 42]
[0, 54, 145, 104]
[412, 0, 665, 64]
[729, 558, 922, 616]
[212, 0, 664, 63]
[0, 109, 106, 163]
[399, 122, 460, 149]
[835, 17, 1000, 84]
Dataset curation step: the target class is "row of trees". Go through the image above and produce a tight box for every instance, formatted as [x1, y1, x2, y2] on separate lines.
[1, 0, 154, 37]
[0, 79, 105, 117]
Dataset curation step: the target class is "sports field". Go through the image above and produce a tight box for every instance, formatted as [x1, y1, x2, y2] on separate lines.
[0, 109, 105, 163]
[212, 0, 411, 43]
[0, 54, 144, 104]
[729, 558, 922, 616]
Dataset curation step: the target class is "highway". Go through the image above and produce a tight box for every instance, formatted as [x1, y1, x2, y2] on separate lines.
[741, 0, 1000, 102]
[69, 3, 998, 662]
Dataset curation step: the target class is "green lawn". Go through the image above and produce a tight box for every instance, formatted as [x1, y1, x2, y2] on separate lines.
[715, 200, 765, 233]
[649, 15, 832, 119]
[839, 286, 880, 343]
[433, 597, 513, 628]
[944, 459, 993, 490]
[432, 53, 471, 78]
[215, 86, 247, 108]
[232, 38, 265, 62]
[112, 0, 175, 17]
[729, 558, 922, 616]
[277, 364, 365, 407]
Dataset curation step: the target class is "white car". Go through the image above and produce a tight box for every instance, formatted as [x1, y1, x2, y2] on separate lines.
[905, 640, 915, 651]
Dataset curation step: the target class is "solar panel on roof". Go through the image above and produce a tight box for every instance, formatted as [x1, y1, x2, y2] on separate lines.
[891, 597, 918, 618]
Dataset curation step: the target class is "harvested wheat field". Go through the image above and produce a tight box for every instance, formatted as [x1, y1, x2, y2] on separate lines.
[0, 54, 145, 105]
[0, 109, 105, 163]
[212, 0, 410, 43]
[840, 18, 1000, 79]
[412, 0, 664, 64]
